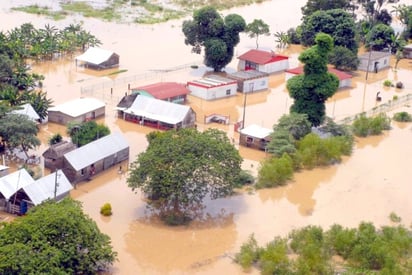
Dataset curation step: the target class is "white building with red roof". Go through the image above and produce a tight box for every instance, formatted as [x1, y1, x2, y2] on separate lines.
[285, 66, 353, 89]
[237, 49, 289, 74]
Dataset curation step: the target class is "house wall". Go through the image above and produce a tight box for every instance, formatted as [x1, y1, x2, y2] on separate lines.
[403, 48, 412, 59]
[339, 79, 352, 88]
[188, 83, 237, 100]
[181, 109, 197, 128]
[239, 77, 269, 93]
[63, 147, 129, 184]
[239, 133, 270, 151]
[44, 157, 65, 171]
[358, 56, 390, 72]
[238, 60, 247, 70]
[258, 59, 289, 74]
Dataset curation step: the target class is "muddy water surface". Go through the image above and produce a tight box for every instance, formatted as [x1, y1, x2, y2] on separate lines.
[1, 0, 412, 274]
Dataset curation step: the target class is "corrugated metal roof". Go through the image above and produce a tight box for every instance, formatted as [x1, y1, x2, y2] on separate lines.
[64, 132, 129, 171]
[75, 47, 117, 65]
[48, 97, 105, 118]
[23, 170, 73, 205]
[227, 70, 269, 80]
[240, 124, 273, 139]
[0, 169, 34, 200]
[12, 103, 40, 121]
[187, 74, 237, 88]
[238, 49, 289, 64]
[131, 82, 189, 100]
[358, 51, 390, 61]
[124, 96, 191, 125]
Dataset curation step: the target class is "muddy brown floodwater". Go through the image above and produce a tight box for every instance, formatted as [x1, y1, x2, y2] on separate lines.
[1, 0, 412, 274]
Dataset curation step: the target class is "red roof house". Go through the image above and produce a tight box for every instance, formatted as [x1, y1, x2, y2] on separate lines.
[131, 82, 190, 104]
[238, 49, 289, 74]
[285, 66, 353, 88]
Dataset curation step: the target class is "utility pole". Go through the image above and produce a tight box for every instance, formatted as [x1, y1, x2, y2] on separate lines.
[242, 82, 254, 129]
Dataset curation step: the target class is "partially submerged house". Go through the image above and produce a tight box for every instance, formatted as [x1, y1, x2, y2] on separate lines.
[227, 70, 269, 93]
[0, 165, 9, 177]
[120, 95, 196, 130]
[62, 132, 129, 184]
[48, 97, 105, 125]
[75, 47, 119, 70]
[131, 82, 190, 104]
[42, 141, 77, 170]
[237, 49, 289, 74]
[358, 51, 391, 73]
[239, 124, 273, 151]
[0, 169, 72, 215]
[187, 74, 238, 100]
[12, 103, 41, 123]
[403, 44, 412, 59]
[285, 66, 353, 88]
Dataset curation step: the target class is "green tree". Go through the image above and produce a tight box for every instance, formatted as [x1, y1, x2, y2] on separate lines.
[20, 90, 53, 120]
[300, 9, 358, 53]
[365, 23, 395, 51]
[301, 0, 355, 17]
[127, 128, 242, 224]
[0, 113, 40, 158]
[0, 198, 117, 274]
[329, 45, 359, 71]
[256, 154, 294, 188]
[287, 33, 340, 126]
[48, 133, 63, 145]
[182, 6, 246, 72]
[67, 120, 110, 147]
[245, 19, 270, 49]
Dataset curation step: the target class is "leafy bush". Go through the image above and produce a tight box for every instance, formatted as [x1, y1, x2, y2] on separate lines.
[256, 154, 294, 188]
[352, 113, 390, 137]
[389, 212, 401, 223]
[235, 234, 261, 270]
[383, 80, 393, 87]
[100, 203, 112, 216]
[259, 237, 291, 274]
[393, 112, 412, 122]
[234, 170, 255, 187]
[48, 133, 63, 145]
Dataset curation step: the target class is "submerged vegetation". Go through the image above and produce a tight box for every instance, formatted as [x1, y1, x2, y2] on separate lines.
[12, 0, 267, 24]
[236, 221, 412, 274]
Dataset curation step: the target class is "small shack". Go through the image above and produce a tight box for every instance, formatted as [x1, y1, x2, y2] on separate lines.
[227, 70, 269, 93]
[48, 98, 105, 125]
[42, 141, 77, 170]
[239, 124, 273, 151]
[62, 132, 129, 184]
[237, 49, 289, 74]
[187, 74, 238, 100]
[121, 95, 196, 130]
[131, 82, 190, 104]
[358, 51, 391, 73]
[403, 44, 412, 59]
[12, 103, 41, 123]
[0, 169, 72, 215]
[285, 66, 353, 88]
[75, 47, 119, 70]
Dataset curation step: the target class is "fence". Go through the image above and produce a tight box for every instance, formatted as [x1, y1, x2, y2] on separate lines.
[337, 93, 412, 124]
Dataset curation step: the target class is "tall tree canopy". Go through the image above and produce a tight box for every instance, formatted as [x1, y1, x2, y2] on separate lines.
[127, 128, 242, 224]
[301, 0, 355, 17]
[67, 120, 111, 147]
[0, 198, 117, 274]
[182, 6, 246, 72]
[300, 9, 358, 53]
[245, 19, 270, 49]
[287, 33, 339, 126]
[0, 113, 40, 158]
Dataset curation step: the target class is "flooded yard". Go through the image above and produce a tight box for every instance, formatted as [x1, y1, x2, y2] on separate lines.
[1, 0, 412, 274]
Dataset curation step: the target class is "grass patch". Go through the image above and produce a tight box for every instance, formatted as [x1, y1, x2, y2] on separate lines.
[106, 69, 128, 76]
[61, 2, 121, 21]
[12, 5, 67, 20]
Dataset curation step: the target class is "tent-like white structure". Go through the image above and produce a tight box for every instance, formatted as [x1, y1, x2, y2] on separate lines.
[75, 47, 119, 70]
[12, 103, 41, 122]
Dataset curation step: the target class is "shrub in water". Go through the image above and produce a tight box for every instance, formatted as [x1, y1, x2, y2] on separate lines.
[393, 112, 412, 122]
[100, 203, 112, 216]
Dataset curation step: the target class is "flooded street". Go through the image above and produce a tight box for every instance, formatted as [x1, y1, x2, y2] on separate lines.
[1, 0, 412, 274]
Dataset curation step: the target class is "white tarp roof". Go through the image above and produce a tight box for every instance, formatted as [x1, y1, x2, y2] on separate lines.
[64, 132, 129, 171]
[240, 124, 273, 139]
[0, 169, 34, 200]
[23, 170, 73, 205]
[124, 96, 191, 125]
[48, 97, 105, 118]
[75, 47, 116, 65]
[12, 103, 40, 121]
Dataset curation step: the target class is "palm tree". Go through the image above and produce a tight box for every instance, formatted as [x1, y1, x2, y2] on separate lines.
[21, 90, 53, 121]
[274, 31, 290, 49]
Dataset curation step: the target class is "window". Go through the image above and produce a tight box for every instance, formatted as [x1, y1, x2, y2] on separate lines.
[226, 89, 231, 95]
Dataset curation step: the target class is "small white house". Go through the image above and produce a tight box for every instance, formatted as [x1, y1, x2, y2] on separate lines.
[187, 75, 238, 100]
[227, 70, 269, 93]
[358, 51, 391, 73]
[237, 49, 289, 74]
[239, 124, 273, 151]
[285, 66, 353, 89]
